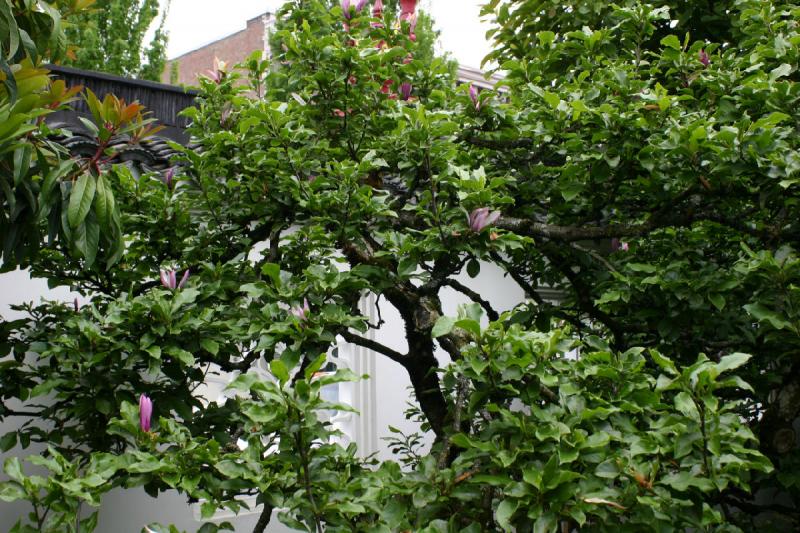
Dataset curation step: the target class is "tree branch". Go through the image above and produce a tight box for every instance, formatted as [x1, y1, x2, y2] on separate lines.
[339, 330, 406, 364]
[441, 278, 499, 321]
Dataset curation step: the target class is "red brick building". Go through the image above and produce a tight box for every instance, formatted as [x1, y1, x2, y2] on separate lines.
[161, 12, 275, 86]
[161, 11, 502, 89]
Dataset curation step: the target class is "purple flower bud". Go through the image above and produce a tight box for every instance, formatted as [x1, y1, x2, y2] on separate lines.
[468, 207, 501, 232]
[73, 297, 79, 312]
[611, 238, 629, 252]
[342, 0, 352, 19]
[355, 0, 368, 11]
[139, 394, 152, 433]
[469, 84, 479, 109]
[698, 49, 710, 68]
[290, 298, 311, 323]
[159, 268, 189, 290]
[160, 269, 173, 289]
[399, 82, 412, 101]
[162, 167, 176, 190]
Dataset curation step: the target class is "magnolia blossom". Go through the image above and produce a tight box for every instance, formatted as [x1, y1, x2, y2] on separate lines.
[355, 0, 368, 11]
[291, 298, 311, 323]
[698, 48, 710, 68]
[162, 167, 176, 190]
[611, 238, 629, 252]
[371, 0, 383, 26]
[469, 84, 480, 109]
[73, 297, 79, 312]
[204, 57, 226, 83]
[468, 207, 501, 232]
[139, 394, 152, 433]
[399, 82, 413, 101]
[399, 0, 416, 20]
[380, 79, 394, 94]
[159, 269, 190, 290]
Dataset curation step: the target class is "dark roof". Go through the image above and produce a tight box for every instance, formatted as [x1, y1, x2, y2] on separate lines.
[45, 65, 199, 175]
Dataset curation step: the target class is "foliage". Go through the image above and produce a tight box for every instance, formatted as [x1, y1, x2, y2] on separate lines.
[1, 0, 799, 531]
[64, 0, 169, 81]
[1, 0, 158, 271]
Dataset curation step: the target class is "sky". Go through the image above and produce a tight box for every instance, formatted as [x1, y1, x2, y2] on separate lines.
[162, 0, 495, 69]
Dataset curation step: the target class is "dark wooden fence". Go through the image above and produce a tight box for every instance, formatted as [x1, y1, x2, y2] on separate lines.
[46, 65, 198, 131]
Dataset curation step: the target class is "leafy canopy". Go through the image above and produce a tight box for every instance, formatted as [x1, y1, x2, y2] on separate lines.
[2, 0, 800, 531]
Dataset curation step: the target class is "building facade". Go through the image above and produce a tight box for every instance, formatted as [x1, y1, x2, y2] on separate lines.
[161, 12, 275, 86]
[161, 11, 502, 89]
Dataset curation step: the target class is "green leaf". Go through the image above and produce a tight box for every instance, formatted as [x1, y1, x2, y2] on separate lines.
[649, 349, 677, 375]
[466, 259, 481, 278]
[431, 316, 456, 338]
[496, 499, 518, 531]
[674, 392, 699, 419]
[68, 173, 97, 229]
[3, 457, 23, 482]
[261, 263, 281, 285]
[0, 432, 16, 452]
[709, 293, 725, 311]
[127, 456, 164, 473]
[270, 359, 289, 384]
[743, 303, 793, 330]
[166, 346, 195, 366]
[715, 352, 751, 374]
[0, 481, 26, 502]
[533, 513, 557, 533]
[769, 63, 792, 81]
[200, 339, 220, 356]
[660, 35, 681, 50]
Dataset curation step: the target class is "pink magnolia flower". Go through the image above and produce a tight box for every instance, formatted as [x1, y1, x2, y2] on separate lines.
[468, 207, 501, 232]
[469, 84, 480, 109]
[372, 0, 384, 26]
[399, 82, 413, 101]
[408, 14, 418, 41]
[162, 167, 176, 190]
[380, 79, 394, 94]
[291, 298, 311, 323]
[355, 0, 368, 11]
[400, 0, 416, 20]
[139, 394, 152, 432]
[698, 49, 710, 68]
[341, 0, 351, 18]
[204, 58, 226, 83]
[611, 238, 629, 252]
[159, 269, 190, 290]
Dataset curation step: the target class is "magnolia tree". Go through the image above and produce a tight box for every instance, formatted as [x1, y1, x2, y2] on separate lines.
[1, 0, 799, 531]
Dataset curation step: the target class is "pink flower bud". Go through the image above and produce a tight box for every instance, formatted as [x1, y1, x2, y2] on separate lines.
[468, 207, 501, 232]
[291, 298, 311, 324]
[399, 0, 416, 20]
[469, 84, 479, 109]
[399, 82, 413, 101]
[139, 394, 152, 433]
[698, 49, 710, 68]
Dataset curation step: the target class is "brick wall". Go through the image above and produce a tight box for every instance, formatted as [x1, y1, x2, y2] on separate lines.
[162, 13, 273, 86]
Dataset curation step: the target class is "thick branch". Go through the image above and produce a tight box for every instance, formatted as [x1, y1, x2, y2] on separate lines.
[442, 278, 499, 321]
[252, 502, 275, 533]
[339, 330, 406, 364]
